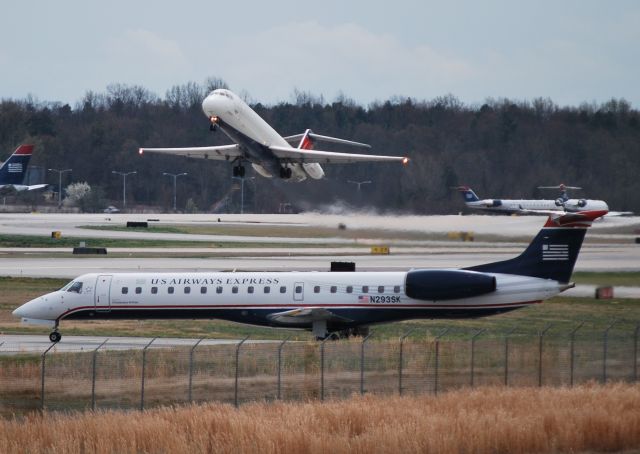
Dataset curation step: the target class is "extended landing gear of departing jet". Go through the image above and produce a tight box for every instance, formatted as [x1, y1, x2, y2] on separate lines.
[279, 166, 292, 179]
[232, 165, 246, 178]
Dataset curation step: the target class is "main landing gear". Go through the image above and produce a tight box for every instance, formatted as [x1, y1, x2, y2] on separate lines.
[279, 166, 292, 179]
[232, 165, 246, 177]
[49, 322, 61, 343]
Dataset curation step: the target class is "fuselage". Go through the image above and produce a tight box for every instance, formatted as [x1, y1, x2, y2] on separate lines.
[201, 89, 324, 182]
[466, 198, 609, 214]
[14, 271, 565, 332]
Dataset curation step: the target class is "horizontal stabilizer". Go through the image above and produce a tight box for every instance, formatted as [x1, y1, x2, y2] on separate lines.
[283, 132, 370, 148]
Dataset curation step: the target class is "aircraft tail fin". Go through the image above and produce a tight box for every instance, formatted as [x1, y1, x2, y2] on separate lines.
[465, 210, 607, 283]
[297, 129, 315, 150]
[0, 145, 34, 185]
[456, 186, 480, 203]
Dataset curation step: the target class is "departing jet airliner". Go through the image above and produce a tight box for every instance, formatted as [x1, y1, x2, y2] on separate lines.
[0, 145, 48, 195]
[14, 210, 605, 342]
[139, 89, 409, 182]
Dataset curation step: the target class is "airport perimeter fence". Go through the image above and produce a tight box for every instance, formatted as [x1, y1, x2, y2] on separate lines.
[0, 322, 638, 416]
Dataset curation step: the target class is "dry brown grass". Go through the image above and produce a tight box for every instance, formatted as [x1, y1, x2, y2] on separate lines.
[1, 383, 639, 453]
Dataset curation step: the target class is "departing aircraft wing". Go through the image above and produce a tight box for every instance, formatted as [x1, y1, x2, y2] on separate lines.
[138, 144, 243, 161]
[267, 307, 353, 324]
[269, 146, 408, 164]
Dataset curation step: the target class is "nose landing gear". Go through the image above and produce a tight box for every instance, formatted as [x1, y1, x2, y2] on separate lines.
[49, 322, 61, 343]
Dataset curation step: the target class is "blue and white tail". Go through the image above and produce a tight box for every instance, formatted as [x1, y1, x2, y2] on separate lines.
[456, 186, 480, 203]
[466, 210, 607, 283]
[0, 145, 34, 185]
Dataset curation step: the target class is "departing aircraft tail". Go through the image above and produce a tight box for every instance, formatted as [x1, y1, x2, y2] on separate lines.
[456, 186, 480, 203]
[465, 210, 607, 283]
[0, 145, 34, 185]
[297, 129, 315, 150]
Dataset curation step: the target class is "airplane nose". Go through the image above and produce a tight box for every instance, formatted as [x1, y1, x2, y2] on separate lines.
[12, 306, 25, 318]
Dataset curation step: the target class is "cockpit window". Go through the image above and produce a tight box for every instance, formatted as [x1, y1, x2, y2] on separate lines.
[67, 282, 83, 293]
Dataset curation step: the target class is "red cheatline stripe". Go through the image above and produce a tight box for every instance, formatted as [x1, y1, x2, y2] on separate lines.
[61, 300, 542, 317]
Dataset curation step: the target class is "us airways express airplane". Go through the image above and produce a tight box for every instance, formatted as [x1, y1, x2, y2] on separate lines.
[13, 210, 605, 342]
[0, 144, 48, 195]
[139, 89, 409, 182]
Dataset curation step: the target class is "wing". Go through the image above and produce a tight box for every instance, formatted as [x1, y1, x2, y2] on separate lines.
[267, 307, 353, 324]
[138, 144, 243, 161]
[269, 146, 408, 164]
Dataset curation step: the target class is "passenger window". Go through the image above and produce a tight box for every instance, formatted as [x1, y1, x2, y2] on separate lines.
[232, 286, 238, 294]
[346, 286, 353, 294]
[280, 286, 286, 294]
[151, 287, 158, 294]
[201, 286, 207, 294]
[135, 287, 142, 294]
[394, 285, 400, 293]
[168, 287, 174, 294]
[216, 286, 223, 294]
[248, 286, 254, 294]
[184, 287, 191, 294]
[362, 286, 369, 293]
[121, 287, 128, 294]
[378, 286, 384, 293]
[67, 282, 83, 293]
[314, 286, 320, 293]
[295, 286, 302, 294]
[264, 286, 270, 294]
[330, 286, 337, 294]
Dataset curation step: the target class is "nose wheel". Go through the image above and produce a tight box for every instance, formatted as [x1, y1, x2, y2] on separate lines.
[49, 331, 61, 343]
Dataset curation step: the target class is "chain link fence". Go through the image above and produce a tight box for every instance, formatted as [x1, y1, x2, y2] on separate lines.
[1, 323, 638, 416]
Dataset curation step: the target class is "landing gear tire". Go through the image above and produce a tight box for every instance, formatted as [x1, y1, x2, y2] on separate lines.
[49, 331, 61, 343]
[279, 166, 292, 179]
[233, 165, 246, 178]
[209, 123, 217, 132]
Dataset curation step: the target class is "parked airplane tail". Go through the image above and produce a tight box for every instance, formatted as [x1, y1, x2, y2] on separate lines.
[456, 186, 480, 203]
[0, 145, 34, 185]
[466, 210, 607, 283]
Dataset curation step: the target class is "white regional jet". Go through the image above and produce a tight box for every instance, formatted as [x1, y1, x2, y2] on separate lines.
[14, 210, 606, 342]
[139, 89, 409, 182]
[456, 186, 610, 215]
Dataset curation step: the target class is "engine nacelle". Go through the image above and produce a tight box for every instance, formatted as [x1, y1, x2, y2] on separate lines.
[405, 269, 496, 301]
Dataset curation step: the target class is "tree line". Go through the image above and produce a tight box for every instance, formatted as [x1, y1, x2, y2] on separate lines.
[1, 78, 638, 213]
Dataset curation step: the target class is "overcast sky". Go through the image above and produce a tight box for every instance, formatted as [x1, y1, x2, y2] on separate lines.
[2, 0, 639, 107]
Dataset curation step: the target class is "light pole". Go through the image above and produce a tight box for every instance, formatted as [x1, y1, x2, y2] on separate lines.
[347, 180, 372, 191]
[112, 170, 137, 209]
[47, 168, 72, 207]
[162, 172, 188, 212]
[232, 176, 254, 214]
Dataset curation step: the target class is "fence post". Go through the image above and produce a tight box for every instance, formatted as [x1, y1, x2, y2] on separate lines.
[40, 342, 56, 411]
[503, 326, 518, 386]
[434, 328, 450, 396]
[234, 335, 250, 408]
[320, 336, 332, 401]
[603, 321, 618, 383]
[398, 329, 415, 396]
[634, 323, 639, 383]
[188, 338, 204, 403]
[470, 329, 485, 388]
[569, 322, 584, 387]
[360, 332, 373, 395]
[538, 324, 553, 387]
[91, 338, 109, 411]
[0, 341, 4, 349]
[277, 336, 290, 400]
[140, 337, 157, 411]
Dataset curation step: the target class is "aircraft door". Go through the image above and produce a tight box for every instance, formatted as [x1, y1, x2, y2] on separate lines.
[94, 275, 112, 312]
[293, 282, 304, 302]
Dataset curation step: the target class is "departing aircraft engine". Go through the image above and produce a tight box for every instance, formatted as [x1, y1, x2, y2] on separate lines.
[405, 270, 496, 301]
[302, 163, 325, 179]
